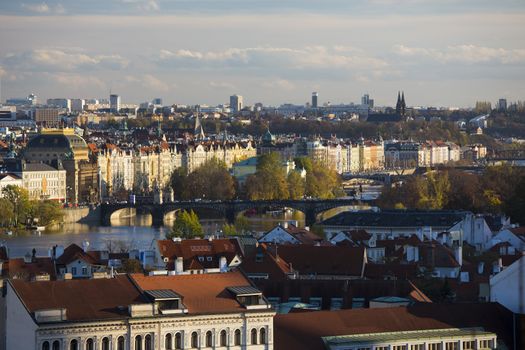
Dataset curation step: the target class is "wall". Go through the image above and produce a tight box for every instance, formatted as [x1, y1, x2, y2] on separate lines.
[62, 206, 101, 224]
[5, 282, 37, 350]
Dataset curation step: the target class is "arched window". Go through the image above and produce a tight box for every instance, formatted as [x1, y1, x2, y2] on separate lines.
[165, 334, 173, 350]
[70, 339, 78, 350]
[191, 332, 198, 348]
[52, 340, 60, 350]
[135, 335, 142, 350]
[260, 328, 267, 344]
[220, 330, 227, 346]
[251, 328, 258, 345]
[42, 341, 50, 350]
[86, 339, 94, 350]
[145, 335, 152, 350]
[102, 337, 110, 350]
[117, 336, 125, 350]
[205, 331, 213, 347]
[234, 329, 241, 346]
[175, 333, 182, 350]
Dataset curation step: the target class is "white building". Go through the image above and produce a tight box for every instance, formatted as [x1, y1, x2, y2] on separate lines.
[230, 95, 243, 113]
[110, 94, 121, 114]
[4, 271, 274, 350]
[490, 256, 525, 314]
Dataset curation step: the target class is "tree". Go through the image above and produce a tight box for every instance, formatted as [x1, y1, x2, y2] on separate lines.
[2, 185, 30, 226]
[222, 223, 237, 236]
[234, 215, 250, 234]
[0, 198, 14, 228]
[119, 259, 143, 273]
[33, 200, 64, 226]
[305, 161, 343, 199]
[287, 171, 305, 200]
[170, 167, 189, 200]
[167, 210, 203, 239]
[505, 175, 525, 225]
[245, 153, 289, 200]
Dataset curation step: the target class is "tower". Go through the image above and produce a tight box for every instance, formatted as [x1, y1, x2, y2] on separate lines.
[194, 108, 205, 140]
[230, 95, 243, 113]
[401, 92, 406, 117]
[395, 91, 401, 115]
[312, 92, 318, 108]
[110, 94, 121, 114]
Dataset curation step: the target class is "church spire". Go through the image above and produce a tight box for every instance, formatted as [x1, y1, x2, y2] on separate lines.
[194, 108, 205, 140]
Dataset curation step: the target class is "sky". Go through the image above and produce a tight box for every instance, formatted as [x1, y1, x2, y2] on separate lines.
[0, 0, 524, 107]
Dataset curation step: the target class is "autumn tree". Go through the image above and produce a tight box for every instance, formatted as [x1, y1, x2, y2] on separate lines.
[245, 153, 289, 200]
[167, 210, 203, 239]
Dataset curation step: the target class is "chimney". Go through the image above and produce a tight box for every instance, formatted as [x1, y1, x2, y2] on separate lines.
[219, 256, 227, 273]
[82, 240, 90, 253]
[454, 246, 462, 267]
[477, 262, 484, 275]
[282, 222, 288, 229]
[175, 257, 183, 274]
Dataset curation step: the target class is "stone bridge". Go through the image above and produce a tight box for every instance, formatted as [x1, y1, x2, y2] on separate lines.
[100, 198, 371, 227]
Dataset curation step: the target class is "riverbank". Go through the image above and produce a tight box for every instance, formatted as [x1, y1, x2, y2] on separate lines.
[62, 206, 101, 224]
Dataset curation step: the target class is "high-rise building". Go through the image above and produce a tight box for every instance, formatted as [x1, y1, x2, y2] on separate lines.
[498, 98, 507, 112]
[361, 94, 373, 108]
[152, 98, 163, 105]
[110, 94, 121, 114]
[230, 95, 243, 113]
[71, 99, 85, 113]
[312, 92, 318, 108]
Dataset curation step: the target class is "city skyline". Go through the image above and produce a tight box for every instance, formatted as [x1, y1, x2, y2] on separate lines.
[0, 0, 524, 107]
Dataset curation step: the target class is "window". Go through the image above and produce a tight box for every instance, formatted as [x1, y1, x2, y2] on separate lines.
[135, 335, 142, 350]
[117, 336, 125, 350]
[411, 345, 424, 350]
[205, 331, 213, 347]
[234, 329, 241, 346]
[165, 334, 173, 350]
[145, 335, 152, 350]
[463, 341, 475, 350]
[82, 267, 88, 275]
[191, 332, 198, 348]
[479, 339, 493, 349]
[375, 347, 389, 350]
[207, 256, 213, 262]
[393, 346, 407, 350]
[86, 339, 94, 350]
[71, 267, 77, 275]
[175, 333, 182, 349]
[102, 337, 110, 350]
[42, 341, 50, 350]
[52, 341, 60, 350]
[251, 328, 258, 345]
[446, 342, 458, 350]
[220, 330, 227, 347]
[429, 344, 442, 350]
[70, 340, 78, 350]
[260, 328, 267, 345]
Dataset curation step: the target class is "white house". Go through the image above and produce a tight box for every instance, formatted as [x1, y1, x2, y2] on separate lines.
[491, 227, 525, 252]
[3, 271, 274, 350]
[490, 255, 525, 314]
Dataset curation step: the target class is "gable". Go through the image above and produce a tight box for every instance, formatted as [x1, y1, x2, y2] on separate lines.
[259, 226, 299, 244]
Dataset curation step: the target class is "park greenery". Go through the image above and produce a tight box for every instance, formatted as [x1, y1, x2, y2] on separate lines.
[377, 165, 525, 225]
[244, 154, 343, 200]
[170, 153, 344, 202]
[0, 185, 64, 230]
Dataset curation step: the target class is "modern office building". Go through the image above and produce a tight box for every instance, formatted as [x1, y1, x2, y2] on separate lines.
[71, 99, 85, 113]
[312, 92, 319, 108]
[110, 94, 121, 114]
[34, 108, 63, 127]
[230, 95, 243, 113]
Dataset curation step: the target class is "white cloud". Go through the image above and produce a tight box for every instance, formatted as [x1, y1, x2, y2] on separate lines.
[21, 2, 50, 13]
[3, 49, 129, 72]
[394, 44, 525, 64]
[261, 79, 295, 91]
[119, 0, 159, 11]
[142, 74, 170, 91]
[158, 46, 388, 71]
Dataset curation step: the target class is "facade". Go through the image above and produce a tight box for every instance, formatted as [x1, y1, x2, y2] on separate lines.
[22, 128, 95, 204]
[110, 94, 121, 114]
[0, 174, 23, 196]
[490, 256, 525, 314]
[17, 163, 67, 201]
[46, 99, 71, 112]
[230, 95, 243, 113]
[34, 108, 63, 127]
[4, 271, 274, 350]
[71, 99, 86, 113]
[312, 92, 318, 108]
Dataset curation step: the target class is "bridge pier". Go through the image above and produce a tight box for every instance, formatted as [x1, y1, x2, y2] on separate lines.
[225, 207, 236, 224]
[152, 208, 165, 227]
[305, 209, 317, 228]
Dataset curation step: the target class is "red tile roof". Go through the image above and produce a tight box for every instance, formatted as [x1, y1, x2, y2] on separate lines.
[56, 244, 103, 266]
[274, 303, 514, 350]
[130, 270, 255, 314]
[10, 275, 148, 322]
[4, 257, 57, 280]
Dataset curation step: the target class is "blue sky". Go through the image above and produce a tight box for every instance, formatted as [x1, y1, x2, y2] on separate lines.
[0, 0, 524, 107]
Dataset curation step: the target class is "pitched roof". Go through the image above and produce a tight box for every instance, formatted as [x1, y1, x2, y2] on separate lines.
[321, 210, 465, 228]
[55, 244, 102, 266]
[10, 275, 148, 322]
[267, 244, 365, 277]
[3, 257, 57, 280]
[156, 238, 243, 269]
[130, 270, 256, 314]
[274, 303, 514, 350]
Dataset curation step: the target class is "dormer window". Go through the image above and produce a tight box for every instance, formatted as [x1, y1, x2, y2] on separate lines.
[145, 290, 186, 314]
[227, 286, 269, 309]
[207, 256, 213, 262]
[198, 256, 204, 262]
